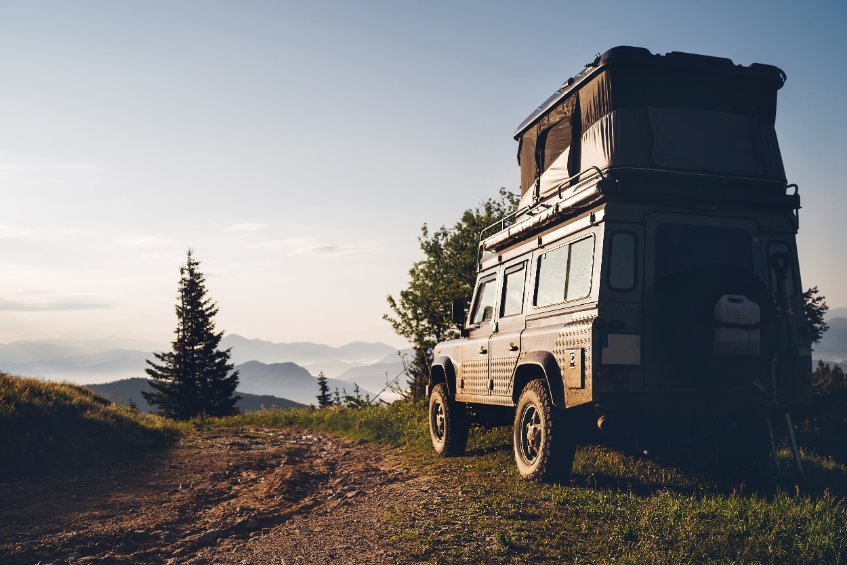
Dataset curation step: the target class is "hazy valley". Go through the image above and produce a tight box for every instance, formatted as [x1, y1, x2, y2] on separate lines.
[0, 334, 411, 408]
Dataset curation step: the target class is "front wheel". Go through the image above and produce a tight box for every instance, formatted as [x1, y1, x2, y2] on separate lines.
[428, 383, 469, 456]
[513, 379, 576, 482]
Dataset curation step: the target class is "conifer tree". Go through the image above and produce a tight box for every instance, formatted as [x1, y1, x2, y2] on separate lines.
[316, 371, 332, 408]
[143, 249, 240, 419]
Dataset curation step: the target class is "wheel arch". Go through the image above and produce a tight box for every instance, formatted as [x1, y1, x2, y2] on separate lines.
[512, 351, 566, 409]
[430, 355, 458, 397]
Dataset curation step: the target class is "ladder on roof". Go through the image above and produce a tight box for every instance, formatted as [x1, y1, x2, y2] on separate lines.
[766, 410, 803, 477]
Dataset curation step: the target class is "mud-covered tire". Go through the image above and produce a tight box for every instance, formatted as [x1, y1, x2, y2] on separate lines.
[513, 379, 576, 482]
[428, 383, 469, 457]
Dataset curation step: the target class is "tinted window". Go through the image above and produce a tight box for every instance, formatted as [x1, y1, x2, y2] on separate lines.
[534, 236, 595, 307]
[768, 241, 796, 297]
[609, 232, 636, 290]
[566, 237, 594, 300]
[501, 264, 527, 317]
[655, 224, 752, 281]
[471, 278, 497, 324]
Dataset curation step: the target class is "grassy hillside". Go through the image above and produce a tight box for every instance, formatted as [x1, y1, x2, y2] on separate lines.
[0, 373, 182, 477]
[211, 403, 847, 563]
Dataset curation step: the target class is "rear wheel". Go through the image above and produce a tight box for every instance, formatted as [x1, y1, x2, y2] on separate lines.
[513, 379, 576, 482]
[428, 383, 469, 456]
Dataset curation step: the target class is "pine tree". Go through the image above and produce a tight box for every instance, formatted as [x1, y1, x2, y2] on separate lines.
[343, 383, 369, 409]
[316, 371, 332, 408]
[142, 249, 241, 419]
[803, 286, 829, 344]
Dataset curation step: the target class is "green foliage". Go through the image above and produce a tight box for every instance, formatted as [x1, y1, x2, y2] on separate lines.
[206, 401, 426, 447]
[144, 249, 240, 419]
[803, 286, 830, 344]
[0, 373, 181, 477]
[813, 360, 846, 399]
[342, 383, 370, 409]
[316, 371, 332, 408]
[384, 188, 519, 399]
[209, 401, 847, 563]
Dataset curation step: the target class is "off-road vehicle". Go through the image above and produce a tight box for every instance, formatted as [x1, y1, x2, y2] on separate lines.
[427, 46, 811, 482]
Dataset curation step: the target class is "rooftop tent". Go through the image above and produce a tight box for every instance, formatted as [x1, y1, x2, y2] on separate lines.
[515, 46, 787, 200]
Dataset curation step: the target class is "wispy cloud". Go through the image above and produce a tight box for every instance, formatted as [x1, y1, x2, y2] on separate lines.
[0, 159, 101, 179]
[0, 224, 32, 240]
[118, 235, 173, 249]
[223, 223, 269, 234]
[0, 296, 110, 311]
[250, 236, 375, 257]
[0, 163, 99, 174]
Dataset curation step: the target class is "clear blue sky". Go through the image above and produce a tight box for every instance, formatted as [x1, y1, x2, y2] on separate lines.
[0, 0, 844, 348]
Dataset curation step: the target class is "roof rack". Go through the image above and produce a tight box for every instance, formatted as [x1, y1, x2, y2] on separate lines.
[479, 166, 799, 255]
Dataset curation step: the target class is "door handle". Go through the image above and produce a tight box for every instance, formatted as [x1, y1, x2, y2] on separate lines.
[479, 346, 487, 355]
[509, 343, 519, 352]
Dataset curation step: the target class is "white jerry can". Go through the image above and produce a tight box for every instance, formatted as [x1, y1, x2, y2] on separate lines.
[713, 294, 761, 356]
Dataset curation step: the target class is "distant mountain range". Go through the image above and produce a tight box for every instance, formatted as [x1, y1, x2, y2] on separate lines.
[815, 314, 847, 364]
[88, 378, 303, 413]
[87, 355, 399, 410]
[0, 335, 407, 388]
[221, 335, 396, 366]
[235, 360, 377, 405]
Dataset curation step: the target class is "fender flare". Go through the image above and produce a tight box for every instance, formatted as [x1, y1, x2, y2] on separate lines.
[430, 355, 458, 397]
[512, 351, 566, 409]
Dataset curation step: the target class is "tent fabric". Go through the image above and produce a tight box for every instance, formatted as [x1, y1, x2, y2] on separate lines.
[516, 47, 787, 196]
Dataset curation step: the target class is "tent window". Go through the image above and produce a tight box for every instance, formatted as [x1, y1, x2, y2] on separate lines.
[542, 117, 572, 171]
[519, 131, 538, 194]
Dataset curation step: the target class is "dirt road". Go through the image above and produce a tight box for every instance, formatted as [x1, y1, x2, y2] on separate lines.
[0, 428, 436, 563]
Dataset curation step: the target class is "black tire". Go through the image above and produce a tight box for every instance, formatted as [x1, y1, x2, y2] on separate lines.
[513, 379, 576, 482]
[428, 383, 469, 457]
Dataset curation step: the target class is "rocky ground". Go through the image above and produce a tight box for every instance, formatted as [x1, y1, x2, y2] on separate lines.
[0, 428, 437, 563]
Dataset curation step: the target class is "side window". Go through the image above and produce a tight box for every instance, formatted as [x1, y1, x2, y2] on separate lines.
[768, 241, 796, 297]
[470, 278, 497, 324]
[534, 235, 595, 307]
[608, 232, 637, 291]
[500, 263, 527, 317]
[566, 237, 594, 300]
[535, 246, 568, 306]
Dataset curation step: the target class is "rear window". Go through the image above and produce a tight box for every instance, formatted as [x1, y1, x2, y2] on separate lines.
[655, 224, 752, 281]
[608, 232, 637, 291]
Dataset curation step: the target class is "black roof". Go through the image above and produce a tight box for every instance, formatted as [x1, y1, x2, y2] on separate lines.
[513, 46, 786, 139]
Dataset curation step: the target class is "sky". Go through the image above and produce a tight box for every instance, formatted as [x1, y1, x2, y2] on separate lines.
[0, 0, 844, 349]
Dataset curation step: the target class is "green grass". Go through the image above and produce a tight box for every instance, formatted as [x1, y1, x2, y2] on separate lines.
[0, 372, 183, 477]
[213, 403, 847, 564]
[4, 375, 842, 562]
